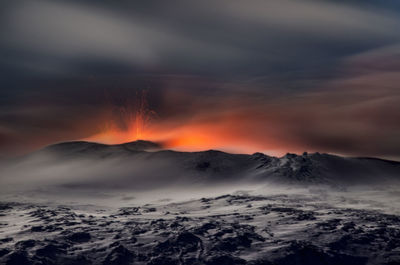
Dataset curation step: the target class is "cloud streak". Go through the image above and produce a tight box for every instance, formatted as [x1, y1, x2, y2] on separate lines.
[1, 0, 400, 159]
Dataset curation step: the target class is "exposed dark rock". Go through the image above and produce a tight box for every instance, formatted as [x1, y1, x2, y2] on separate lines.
[273, 241, 368, 265]
[0, 249, 10, 257]
[15, 239, 36, 249]
[176, 232, 202, 251]
[0, 237, 13, 243]
[60, 255, 92, 265]
[119, 207, 140, 216]
[147, 257, 179, 265]
[213, 234, 252, 252]
[103, 245, 134, 265]
[0, 204, 12, 211]
[31, 225, 44, 232]
[36, 243, 66, 258]
[199, 222, 217, 231]
[144, 207, 157, 213]
[155, 231, 202, 255]
[67, 232, 91, 243]
[206, 255, 247, 265]
[5, 251, 30, 265]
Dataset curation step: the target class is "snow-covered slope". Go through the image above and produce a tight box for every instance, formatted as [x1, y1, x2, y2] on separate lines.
[2, 140, 397, 190]
[252, 152, 400, 184]
[1, 142, 400, 265]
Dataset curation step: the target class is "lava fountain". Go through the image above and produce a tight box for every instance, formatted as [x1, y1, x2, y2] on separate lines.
[84, 90, 284, 155]
[84, 90, 157, 144]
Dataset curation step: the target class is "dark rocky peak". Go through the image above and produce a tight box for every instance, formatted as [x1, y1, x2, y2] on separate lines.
[119, 140, 162, 151]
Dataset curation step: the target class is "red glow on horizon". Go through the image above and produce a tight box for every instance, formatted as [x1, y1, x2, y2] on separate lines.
[84, 113, 286, 156]
[86, 90, 157, 143]
[84, 124, 268, 154]
[83, 89, 289, 156]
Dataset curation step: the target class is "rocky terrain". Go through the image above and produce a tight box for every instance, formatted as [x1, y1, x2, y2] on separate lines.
[1, 190, 400, 265]
[1, 140, 400, 264]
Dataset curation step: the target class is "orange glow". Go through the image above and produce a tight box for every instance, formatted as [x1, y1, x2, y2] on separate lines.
[83, 90, 290, 155]
[85, 90, 157, 144]
[84, 109, 288, 156]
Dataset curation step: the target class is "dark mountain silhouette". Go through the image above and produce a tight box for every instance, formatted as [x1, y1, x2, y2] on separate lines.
[24, 140, 400, 186]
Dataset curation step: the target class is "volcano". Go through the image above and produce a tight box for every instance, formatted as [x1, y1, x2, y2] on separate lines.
[15, 140, 400, 187]
[1, 141, 400, 265]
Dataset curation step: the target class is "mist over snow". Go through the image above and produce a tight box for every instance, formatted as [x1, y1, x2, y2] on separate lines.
[1, 1, 400, 264]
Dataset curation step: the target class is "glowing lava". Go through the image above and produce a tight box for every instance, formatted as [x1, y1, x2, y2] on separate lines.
[84, 90, 156, 144]
[85, 111, 283, 155]
[84, 91, 286, 155]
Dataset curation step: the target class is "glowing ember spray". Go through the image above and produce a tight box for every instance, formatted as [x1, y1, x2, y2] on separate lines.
[85, 89, 156, 144]
[134, 90, 156, 139]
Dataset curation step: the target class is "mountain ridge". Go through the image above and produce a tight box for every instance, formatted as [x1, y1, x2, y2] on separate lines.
[23, 140, 398, 186]
[42, 139, 400, 164]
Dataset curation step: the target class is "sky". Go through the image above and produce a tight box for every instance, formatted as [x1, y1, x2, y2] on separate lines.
[1, 0, 400, 159]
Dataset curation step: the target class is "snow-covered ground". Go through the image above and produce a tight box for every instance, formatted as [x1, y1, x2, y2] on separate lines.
[1, 184, 400, 265]
[1, 141, 400, 264]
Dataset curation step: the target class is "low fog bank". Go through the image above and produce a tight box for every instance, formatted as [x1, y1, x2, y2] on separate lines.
[0, 151, 255, 194]
[1, 144, 399, 265]
[0, 142, 399, 213]
[1, 173, 400, 217]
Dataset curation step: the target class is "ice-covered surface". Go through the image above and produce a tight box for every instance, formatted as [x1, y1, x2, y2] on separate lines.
[1, 185, 400, 265]
[1, 141, 400, 264]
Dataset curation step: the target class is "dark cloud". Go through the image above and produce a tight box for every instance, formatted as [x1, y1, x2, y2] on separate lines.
[1, 0, 400, 159]
[2, 0, 399, 76]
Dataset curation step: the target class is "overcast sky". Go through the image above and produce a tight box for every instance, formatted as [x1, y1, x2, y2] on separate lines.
[1, 0, 400, 159]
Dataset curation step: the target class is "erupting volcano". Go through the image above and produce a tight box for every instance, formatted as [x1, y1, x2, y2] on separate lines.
[85, 90, 157, 144]
[0, 0, 400, 265]
[82, 88, 285, 155]
[2, 1, 400, 264]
